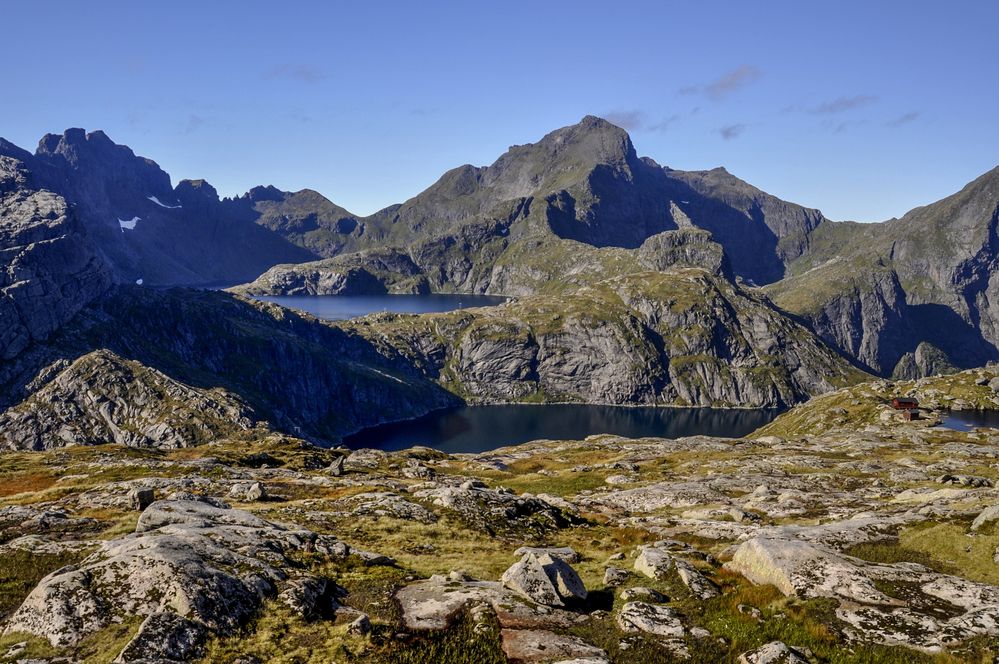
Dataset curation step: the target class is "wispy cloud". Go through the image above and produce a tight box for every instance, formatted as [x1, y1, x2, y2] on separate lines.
[603, 110, 647, 131]
[887, 111, 920, 127]
[705, 65, 762, 100]
[809, 95, 878, 114]
[649, 114, 681, 132]
[718, 123, 746, 140]
[602, 110, 683, 133]
[265, 63, 326, 84]
[680, 66, 762, 101]
[184, 114, 207, 134]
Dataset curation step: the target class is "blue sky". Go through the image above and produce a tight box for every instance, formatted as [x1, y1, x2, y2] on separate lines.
[3, 1, 997, 221]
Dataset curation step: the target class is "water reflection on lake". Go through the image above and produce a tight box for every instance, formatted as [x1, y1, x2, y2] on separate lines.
[254, 294, 508, 320]
[344, 404, 781, 453]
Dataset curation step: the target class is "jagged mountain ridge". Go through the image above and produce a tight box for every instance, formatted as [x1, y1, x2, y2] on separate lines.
[0, 117, 832, 289]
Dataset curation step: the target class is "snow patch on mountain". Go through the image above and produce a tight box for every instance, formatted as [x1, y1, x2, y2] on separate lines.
[147, 195, 182, 209]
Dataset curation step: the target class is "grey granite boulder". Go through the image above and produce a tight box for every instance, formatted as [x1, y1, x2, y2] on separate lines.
[501, 552, 587, 607]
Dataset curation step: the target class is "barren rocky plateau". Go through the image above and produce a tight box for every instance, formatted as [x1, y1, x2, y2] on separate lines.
[3, 368, 999, 663]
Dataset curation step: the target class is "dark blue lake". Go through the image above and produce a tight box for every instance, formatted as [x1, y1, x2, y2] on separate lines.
[254, 293, 508, 320]
[344, 404, 781, 453]
[940, 410, 999, 431]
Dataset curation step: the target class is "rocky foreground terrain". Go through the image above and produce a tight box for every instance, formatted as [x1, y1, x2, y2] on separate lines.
[3, 369, 999, 662]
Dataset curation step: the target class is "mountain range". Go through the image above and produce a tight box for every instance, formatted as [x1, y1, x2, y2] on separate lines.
[1, 116, 998, 446]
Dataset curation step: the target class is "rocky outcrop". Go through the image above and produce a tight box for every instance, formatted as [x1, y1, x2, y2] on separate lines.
[344, 270, 867, 408]
[3, 500, 352, 654]
[0, 350, 258, 451]
[726, 534, 999, 649]
[0, 155, 111, 361]
[891, 341, 957, 379]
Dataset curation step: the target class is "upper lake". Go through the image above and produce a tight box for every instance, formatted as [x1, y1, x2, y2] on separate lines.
[253, 293, 508, 320]
[343, 404, 782, 454]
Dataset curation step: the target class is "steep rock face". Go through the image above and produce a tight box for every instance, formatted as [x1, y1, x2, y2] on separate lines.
[341, 270, 866, 408]
[0, 350, 259, 451]
[772, 167, 999, 376]
[0, 155, 111, 360]
[769, 263, 913, 374]
[0, 287, 457, 443]
[661, 167, 826, 284]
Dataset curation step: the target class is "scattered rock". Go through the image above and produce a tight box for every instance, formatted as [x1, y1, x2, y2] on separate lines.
[326, 455, 346, 476]
[620, 587, 667, 603]
[347, 614, 371, 635]
[937, 474, 993, 488]
[228, 481, 267, 501]
[603, 567, 630, 586]
[971, 505, 999, 531]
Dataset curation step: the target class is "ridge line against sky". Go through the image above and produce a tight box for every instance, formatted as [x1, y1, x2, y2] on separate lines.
[2, 0, 997, 222]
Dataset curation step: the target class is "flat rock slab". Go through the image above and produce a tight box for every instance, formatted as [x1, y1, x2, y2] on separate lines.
[737, 640, 810, 664]
[500, 628, 607, 663]
[617, 602, 684, 638]
[726, 533, 999, 648]
[395, 578, 581, 632]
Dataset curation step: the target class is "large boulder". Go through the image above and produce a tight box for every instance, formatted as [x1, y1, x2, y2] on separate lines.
[501, 552, 587, 607]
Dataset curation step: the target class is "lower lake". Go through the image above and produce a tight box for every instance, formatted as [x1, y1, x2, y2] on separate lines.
[343, 404, 782, 454]
[254, 293, 508, 320]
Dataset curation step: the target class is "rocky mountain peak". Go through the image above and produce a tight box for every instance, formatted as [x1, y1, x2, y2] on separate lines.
[245, 185, 285, 203]
[176, 179, 220, 202]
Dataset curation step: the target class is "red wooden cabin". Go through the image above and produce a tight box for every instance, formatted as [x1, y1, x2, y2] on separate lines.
[891, 397, 919, 410]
